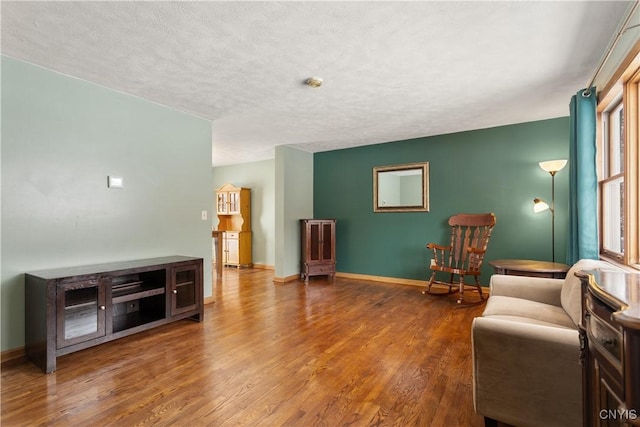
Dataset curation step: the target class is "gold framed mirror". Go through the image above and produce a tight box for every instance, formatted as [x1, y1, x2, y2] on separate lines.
[373, 162, 429, 212]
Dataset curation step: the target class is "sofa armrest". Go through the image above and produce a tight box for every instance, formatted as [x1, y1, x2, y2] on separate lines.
[472, 317, 582, 427]
[489, 274, 563, 306]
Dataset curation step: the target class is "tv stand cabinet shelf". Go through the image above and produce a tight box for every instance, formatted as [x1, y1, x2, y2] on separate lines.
[112, 286, 165, 304]
[25, 256, 203, 374]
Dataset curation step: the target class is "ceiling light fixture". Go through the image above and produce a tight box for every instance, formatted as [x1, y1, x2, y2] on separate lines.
[305, 77, 323, 88]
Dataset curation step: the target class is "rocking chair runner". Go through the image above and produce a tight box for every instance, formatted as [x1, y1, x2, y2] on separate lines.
[423, 213, 496, 303]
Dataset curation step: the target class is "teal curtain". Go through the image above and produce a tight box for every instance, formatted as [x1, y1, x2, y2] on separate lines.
[567, 88, 598, 264]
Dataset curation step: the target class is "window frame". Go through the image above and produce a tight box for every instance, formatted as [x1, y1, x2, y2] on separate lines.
[596, 47, 640, 270]
[599, 99, 625, 260]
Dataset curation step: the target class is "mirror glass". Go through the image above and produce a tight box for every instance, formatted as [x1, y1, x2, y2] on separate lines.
[373, 162, 429, 212]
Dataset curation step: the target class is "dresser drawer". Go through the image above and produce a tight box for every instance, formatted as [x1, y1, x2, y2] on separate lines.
[586, 293, 623, 370]
[312, 264, 335, 274]
[304, 263, 336, 276]
[587, 311, 623, 364]
[224, 231, 239, 239]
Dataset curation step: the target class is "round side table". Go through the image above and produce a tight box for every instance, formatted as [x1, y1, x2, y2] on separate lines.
[488, 259, 570, 279]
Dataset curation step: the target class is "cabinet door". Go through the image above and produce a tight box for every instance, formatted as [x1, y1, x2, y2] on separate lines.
[228, 191, 241, 214]
[56, 280, 106, 348]
[307, 220, 335, 262]
[308, 221, 321, 262]
[227, 236, 240, 265]
[321, 221, 335, 262]
[216, 192, 228, 214]
[595, 362, 626, 426]
[171, 265, 200, 315]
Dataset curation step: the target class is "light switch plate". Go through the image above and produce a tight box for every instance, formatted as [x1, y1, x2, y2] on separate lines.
[201, 210, 208, 220]
[108, 176, 124, 188]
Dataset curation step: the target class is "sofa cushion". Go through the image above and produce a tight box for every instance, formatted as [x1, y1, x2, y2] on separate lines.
[483, 295, 576, 330]
[561, 259, 623, 327]
[481, 314, 577, 330]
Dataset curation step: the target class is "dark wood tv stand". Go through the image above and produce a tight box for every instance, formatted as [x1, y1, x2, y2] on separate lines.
[25, 256, 204, 373]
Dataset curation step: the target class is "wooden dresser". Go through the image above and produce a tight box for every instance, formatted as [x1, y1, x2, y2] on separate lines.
[577, 269, 640, 426]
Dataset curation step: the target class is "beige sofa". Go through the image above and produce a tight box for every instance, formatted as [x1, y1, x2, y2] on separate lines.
[472, 259, 621, 427]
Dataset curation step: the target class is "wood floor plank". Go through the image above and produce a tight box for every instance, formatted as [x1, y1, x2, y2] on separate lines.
[2, 268, 487, 426]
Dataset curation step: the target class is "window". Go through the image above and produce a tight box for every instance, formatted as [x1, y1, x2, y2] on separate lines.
[601, 101, 624, 257]
[597, 49, 640, 270]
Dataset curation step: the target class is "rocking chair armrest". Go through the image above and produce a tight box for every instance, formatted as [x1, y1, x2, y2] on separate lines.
[427, 243, 451, 251]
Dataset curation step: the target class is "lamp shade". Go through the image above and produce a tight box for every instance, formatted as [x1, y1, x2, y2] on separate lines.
[539, 159, 568, 173]
[533, 198, 550, 213]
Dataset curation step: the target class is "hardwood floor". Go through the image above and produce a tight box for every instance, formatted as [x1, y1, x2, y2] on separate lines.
[2, 268, 488, 426]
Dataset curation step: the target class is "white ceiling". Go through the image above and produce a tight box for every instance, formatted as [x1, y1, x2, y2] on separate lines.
[1, 1, 631, 166]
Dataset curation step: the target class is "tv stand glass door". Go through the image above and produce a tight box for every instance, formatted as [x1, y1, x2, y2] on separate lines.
[56, 279, 106, 348]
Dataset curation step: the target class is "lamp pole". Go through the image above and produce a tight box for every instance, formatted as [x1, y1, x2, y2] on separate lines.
[550, 170, 557, 263]
[536, 159, 567, 264]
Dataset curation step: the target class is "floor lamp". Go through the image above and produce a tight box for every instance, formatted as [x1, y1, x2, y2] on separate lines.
[533, 159, 567, 263]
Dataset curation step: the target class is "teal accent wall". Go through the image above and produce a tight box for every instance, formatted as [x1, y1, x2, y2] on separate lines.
[314, 117, 570, 284]
[1, 57, 213, 351]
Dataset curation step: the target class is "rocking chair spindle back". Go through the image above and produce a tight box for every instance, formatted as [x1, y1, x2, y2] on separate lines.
[424, 213, 496, 304]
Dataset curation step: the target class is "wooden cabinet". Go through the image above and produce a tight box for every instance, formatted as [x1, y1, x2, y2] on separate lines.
[216, 184, 250, 222]
[216, 188, 242, 215]
[578, 270, 640, 426]
[216, 184, 252, 268]
[300, 219, 336, 282]
[219, 231, 252, 267]
[25, 256, 203, 373]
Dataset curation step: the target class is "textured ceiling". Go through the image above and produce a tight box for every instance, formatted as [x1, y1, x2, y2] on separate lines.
[1, 1, 631, 166]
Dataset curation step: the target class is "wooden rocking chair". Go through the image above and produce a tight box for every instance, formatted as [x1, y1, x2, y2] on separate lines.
[423, 213, 496, 303]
